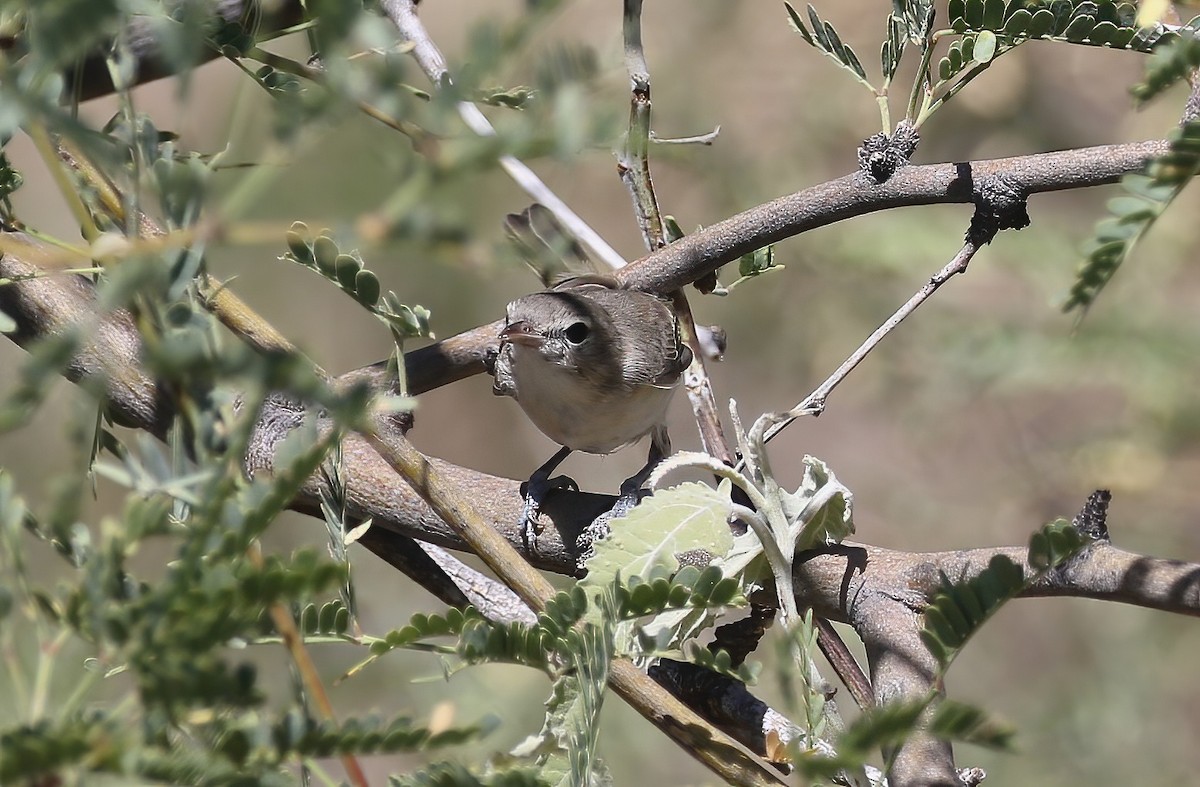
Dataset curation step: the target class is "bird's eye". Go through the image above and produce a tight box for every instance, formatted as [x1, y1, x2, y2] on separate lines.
[564, 321, 590, 344]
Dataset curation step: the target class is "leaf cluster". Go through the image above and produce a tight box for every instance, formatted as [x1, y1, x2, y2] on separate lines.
[1068, 20, 1200, 312]
[284, 220, 432, 341]
[922, 519, 1092, 669]
[947, 0, 1168, 51]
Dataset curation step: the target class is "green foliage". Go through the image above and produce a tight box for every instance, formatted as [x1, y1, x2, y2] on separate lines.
[787, 0, 1177, 131]
[922, 520, 1093, 669]
[929, 699, 1016, 749]
[798, 699, 925, 780]
[1028, 517, 1093, 569]
[616, 564, 743, 620]
[1133, 17, 1200, 103]
[881, 12, 910, 83]
[922, 554, 1027, 669]
[0, 144, 22, 217]
[946, 0, 1167, 51]
[297, 599, 352, 636]
[356, 607, 481, 667]
[680, 641, 760, 685]
[284, 221, 433, 340]
[1066, 121, 1200, 313]
[713, 244, 784, 295]
[786, 3, 872, 89]
[391, 762, 547, 787]
[0, 321, 85, 431]
[1062, 14, 1200, 313]
[922, 0, 1169, 127]
[893, 0, 935, 44]
[800, 697, 1013, 780]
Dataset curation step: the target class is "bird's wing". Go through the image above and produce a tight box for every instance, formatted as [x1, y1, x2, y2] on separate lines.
[504, 204, 598, 287]
[581, 287, 692, 388]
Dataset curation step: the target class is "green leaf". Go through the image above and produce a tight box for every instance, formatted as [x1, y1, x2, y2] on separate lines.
[286, 223, 314, 264]
[1025, 8, 1056, 38]
[882, 14, 907, 81]
[798, 698, 925, 779]
[981, 0, 1005, 30]
[921, 554, 1024, 669]
[312, 235, 339, 274]
[1065, 121, 1199, 313]
[581, 482, 734, 596]
[354, 269, 381, 306]
[963, 0, 985, 28]
[334, 254, 363, 292]
[681, 641, 759, 685]
[973, 29, 997, 62]
[948, 0, 1172, 53]
[930, 700, 1016, 750]
[1028, 519, 1091, 571]
[893, 0, 934, 43]
[785, 3, 875, 89]
[1133, 22, 1200, 103]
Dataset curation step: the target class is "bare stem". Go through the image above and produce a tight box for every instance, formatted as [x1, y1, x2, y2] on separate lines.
[757, 240, 981, 451]
[381, 0, 627, 270]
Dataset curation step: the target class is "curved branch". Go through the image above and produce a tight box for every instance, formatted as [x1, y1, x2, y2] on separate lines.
[65, 1, 306, 102]
[401, 140, 1168, 394]
[5, 239, 1200, 621]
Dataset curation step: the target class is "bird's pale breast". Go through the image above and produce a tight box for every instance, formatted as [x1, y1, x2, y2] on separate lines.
[501, 342, 675, 454]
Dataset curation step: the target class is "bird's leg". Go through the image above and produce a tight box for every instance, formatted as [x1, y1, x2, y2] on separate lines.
[520, 445, 576, 553]
[575, 427, 670, 572]
[612, 425, 671, 520]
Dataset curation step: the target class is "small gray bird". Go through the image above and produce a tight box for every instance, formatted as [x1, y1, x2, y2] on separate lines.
[493, 274, 693, 544]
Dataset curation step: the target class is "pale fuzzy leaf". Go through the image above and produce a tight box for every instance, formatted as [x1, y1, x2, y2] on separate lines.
[583, 483, 736, 656]
[713, 527, 770, 583]
[581, 482, 735, 593]
[633, 604, 723, 661]
[510, 634, 614, 787]
[648, 450, 729, 488]
[781, 455, 855, 550]
[343, 519, 372, 545]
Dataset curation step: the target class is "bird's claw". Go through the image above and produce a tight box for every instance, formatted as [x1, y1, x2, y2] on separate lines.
[611, 476, 651, 521]
[519, 473, 578, 553]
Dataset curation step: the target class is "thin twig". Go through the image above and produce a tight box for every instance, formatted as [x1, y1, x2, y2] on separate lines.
[617, 0, 732, 464]
[244, 47, 434, 147]
[381, 0, 627, 270]
[250, 543, 370, 787]
[671, 293, 734, 464]
[814, 619, 874, 711]
[650, 127, 721, 145]
[754, 240, 981, 454]
[618, 0, 663, 250]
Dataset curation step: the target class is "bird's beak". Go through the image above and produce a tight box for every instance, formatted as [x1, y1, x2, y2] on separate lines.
[500, 321, 544, 348]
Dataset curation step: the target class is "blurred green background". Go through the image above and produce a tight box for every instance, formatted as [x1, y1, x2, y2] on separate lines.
[3, 1, 1199, 784]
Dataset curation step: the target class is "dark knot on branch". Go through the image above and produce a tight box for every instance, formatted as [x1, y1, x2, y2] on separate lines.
[858, 120, 920, 184]
[967, 173, 1031, 246]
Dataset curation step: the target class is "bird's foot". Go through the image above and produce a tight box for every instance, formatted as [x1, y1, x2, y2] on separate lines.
[519, 473, 578, 553]
[574, 479, 653, 572]
[612, 475, 652, 521]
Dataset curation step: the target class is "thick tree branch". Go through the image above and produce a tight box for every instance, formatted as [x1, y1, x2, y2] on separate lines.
[64, 1, 306, 101]
[396, 140, 1168, 394]
[5, 238, 1200, 620]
